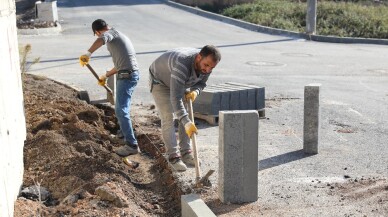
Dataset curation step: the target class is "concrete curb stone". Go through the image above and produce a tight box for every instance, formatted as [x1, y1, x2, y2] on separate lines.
[17, 23, 62, 35]
[181, 194, 216, 217]
[50, 78, 90, 103]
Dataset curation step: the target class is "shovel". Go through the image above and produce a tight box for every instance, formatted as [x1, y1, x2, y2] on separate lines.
[84, 63, 115, 104]
[187, 99, 214, 188]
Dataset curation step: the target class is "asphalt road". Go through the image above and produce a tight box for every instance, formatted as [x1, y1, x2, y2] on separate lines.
[18, 0, 388, 216]
[19, 0, 388, 112]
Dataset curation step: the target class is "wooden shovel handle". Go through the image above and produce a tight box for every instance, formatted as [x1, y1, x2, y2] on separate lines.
[85, 63, 113, 94]
[188, 99, 201, 181]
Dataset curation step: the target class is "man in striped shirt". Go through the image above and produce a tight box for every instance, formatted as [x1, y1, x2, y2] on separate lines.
[149, 45, 221, 171]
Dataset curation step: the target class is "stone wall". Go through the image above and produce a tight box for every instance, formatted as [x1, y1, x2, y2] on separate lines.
[0, 0, 26, 216]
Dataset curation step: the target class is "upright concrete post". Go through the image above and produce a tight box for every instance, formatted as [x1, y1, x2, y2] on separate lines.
[219, 111, 259, 203]
[35, 0, 58, 22]
[306, 0, 317, 35]
[303, 83, 321, 154]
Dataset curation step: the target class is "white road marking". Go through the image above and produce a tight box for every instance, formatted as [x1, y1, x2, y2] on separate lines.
[289, 176, 347, 183]
[323, 100, 348, 105]
[334, 130, 348, 142]
[359, 80, 378, 92]
[348, 108, 362, 117]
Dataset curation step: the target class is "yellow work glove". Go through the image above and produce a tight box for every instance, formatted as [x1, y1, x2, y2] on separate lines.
[185, 90, 198, 102]
[79, 51, 91, 67]
[184, 121, 198, 138]
[98, 74, 107, 86]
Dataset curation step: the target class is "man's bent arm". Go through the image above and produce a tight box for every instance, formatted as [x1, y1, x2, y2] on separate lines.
[88, 38, 104, 54]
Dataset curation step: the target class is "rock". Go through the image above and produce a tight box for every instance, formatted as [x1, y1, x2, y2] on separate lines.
[95, 184, 128, 208]
[62, 194, 80, 205]
[20, 185, 51, 201]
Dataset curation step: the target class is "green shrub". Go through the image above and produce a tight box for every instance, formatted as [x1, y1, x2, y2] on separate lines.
[221, 0, 388, 38]
[317, 2, 388, 38]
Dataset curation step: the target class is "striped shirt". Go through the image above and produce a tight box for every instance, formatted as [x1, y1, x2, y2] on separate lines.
[149, 47, 210, 124]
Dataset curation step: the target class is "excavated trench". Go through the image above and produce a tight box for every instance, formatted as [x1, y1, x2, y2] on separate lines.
[16, 74, 189, 217]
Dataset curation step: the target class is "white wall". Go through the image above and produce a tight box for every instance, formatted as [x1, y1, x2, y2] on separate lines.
[0, 0, 26, 216]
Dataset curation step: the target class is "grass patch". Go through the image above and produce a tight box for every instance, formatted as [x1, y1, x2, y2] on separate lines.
[220, 0, 388, 38]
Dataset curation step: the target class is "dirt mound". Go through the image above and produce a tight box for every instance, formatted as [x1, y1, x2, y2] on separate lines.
[15, 74, 186, 216]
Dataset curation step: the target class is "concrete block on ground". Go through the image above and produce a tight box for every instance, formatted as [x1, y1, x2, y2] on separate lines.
[213, 85, 240, 110]
[192, 89, 221, 115]
[181, 194, 216, 217]
[216, 84, 250, 110]
[218, 111, 259, 203]
[256, 86, 265, 110]
[217, 83, 256, 110]
[205, 85, 231, 111]
[193, 83, 265, 122]
[225, 82, 265, 110]
[35, 1, 58, 22]
[303, 83, 321, 154]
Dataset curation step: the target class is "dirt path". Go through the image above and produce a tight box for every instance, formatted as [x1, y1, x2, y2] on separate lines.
[14, 74, 187, 217]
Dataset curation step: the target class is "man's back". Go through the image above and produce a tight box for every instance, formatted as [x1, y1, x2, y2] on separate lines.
[101, 28, 139, 72]
[149, 47, 198, 87]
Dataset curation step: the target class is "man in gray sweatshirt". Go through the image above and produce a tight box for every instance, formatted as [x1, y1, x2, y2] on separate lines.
[149, 45, 221, 171]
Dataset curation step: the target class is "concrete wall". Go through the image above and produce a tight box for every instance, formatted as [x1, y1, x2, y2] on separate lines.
[172, 0, 254, 8]
[0, 0, 26, 216]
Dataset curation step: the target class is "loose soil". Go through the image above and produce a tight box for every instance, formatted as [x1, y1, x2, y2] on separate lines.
[14, 73, 188, 216]
[14, 2, 193, 216]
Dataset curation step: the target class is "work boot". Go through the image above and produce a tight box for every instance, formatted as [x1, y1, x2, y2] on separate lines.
[181, 150, 200, 167]
[169, 157, 187, 172]
[115, 144, 140, 156]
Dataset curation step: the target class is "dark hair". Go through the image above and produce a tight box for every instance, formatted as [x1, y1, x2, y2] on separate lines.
[92, 19, 107, 35]
[199, 45, 221, 62]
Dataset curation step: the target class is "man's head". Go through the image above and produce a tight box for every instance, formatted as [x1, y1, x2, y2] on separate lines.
[194, 45, 221, 74]
[92, 19, 109, 36]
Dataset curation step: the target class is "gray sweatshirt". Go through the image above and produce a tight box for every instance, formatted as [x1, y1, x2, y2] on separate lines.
[149, 47, 210, 125]
[101, 28, 139, 72]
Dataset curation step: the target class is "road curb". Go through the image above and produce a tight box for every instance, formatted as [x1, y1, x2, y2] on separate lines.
[166, 0, 388, 45]
[17, 23, 62, 35]
[50, 78, 90, 104]
[181, 194, 216, 217]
